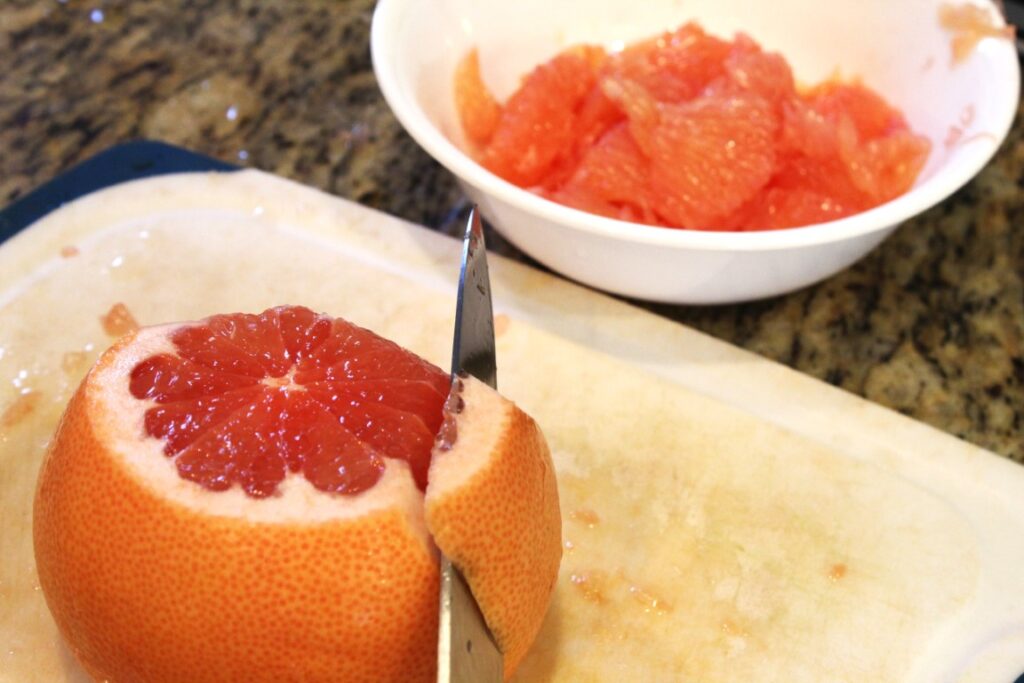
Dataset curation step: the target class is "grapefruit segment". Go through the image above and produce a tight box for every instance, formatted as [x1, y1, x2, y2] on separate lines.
[718, 33, 796, 104]
[172, 324, 274, 378]
[729, 154, 873, 230]
[842, 131, 931, 204]
[303, 379, 446, 432]
[540, 86, 626, 191]
[608, 22, 731, 103]
[291, 319, 364, 381]
[482, 46, 606, 186]
[727, 185, 855, 231]
[204, 309, 292, 377]
[129, 353, 257, 401]
[143, 386, 264, 455]
[317, 346, 450, 392]
[277, 304, 333, 362]
[33, 306, 562, 683]
[780, 98, 844, 160]
[295, 319, 449, 396]
[173, 389, 290, 497]
[806, 81, 908, 141]
[454, 49, 503, 147]
[550, 122, 655, 223]
[277, 391, 387, 494]
[339, 401, 435, 489]
[606, 76, 778, 228]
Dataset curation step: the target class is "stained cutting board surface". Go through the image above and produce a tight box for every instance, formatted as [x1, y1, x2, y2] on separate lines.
[1, 171, 1022, 682]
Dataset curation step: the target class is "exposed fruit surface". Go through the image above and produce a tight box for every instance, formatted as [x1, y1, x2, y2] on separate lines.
[129, 306, 449, 496]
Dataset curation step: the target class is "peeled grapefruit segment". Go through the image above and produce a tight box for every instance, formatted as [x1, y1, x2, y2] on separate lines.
[33, 306, 561, 683]
[605, 76, 778, 228]
[539, 86, 626, 192]
[608, 22, 731, 103]
[482, 46, 606, 187]
[454, 48, 503, 147]
[841, 131, 932, 204]
[549, 122, 655, 223]
[805, 81, 909, 141]
[716, 33, 796, 104]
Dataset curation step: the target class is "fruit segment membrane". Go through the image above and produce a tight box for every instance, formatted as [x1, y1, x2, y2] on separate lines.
[455, 23, 932, 231]
[129, 305, 450, 498]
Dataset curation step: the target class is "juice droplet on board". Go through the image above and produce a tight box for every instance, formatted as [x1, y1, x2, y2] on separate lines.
[570, 571, 607, 604]
[570, 508, 601, 528]
[100, 303, 139, 338]
[1, 391, 42, 432]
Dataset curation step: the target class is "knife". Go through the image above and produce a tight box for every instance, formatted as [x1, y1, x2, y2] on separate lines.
[436, 207, 503, 683]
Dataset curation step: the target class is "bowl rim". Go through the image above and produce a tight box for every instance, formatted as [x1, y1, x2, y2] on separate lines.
[370, 0, 1020, 252]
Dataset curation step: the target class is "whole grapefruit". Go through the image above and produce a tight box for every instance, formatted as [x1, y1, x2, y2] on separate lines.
[33, 305, 561, 682]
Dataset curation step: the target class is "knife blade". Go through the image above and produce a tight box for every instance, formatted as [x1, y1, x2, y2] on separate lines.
[436, 207, 503, 683]
[449, 207, 497, 391]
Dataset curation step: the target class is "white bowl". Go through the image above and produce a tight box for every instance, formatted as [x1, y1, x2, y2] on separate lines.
[371, 0, 1019, 304]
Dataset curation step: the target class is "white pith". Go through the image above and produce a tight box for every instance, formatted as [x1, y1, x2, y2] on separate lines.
[426, 376, 508, 500]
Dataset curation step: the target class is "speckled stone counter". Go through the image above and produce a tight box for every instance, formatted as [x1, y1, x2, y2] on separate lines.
[2, 0, 1022, 462]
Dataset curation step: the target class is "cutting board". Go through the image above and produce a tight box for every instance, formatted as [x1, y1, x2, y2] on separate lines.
[1, 169, 1023, 682]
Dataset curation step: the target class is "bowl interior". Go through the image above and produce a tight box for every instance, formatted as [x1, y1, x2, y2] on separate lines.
[374, 0, 1018, 234]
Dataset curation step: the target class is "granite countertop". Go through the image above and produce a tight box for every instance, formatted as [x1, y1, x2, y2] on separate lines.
[2, 0, 1022, 463]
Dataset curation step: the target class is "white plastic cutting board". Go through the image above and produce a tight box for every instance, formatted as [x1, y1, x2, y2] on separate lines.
[1, 171, 1022, 682]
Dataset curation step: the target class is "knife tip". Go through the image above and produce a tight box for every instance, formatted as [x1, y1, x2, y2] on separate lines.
[466, 206, 484, 244]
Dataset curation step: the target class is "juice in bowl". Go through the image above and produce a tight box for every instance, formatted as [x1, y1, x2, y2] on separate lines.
[372, 0, 1019, 303]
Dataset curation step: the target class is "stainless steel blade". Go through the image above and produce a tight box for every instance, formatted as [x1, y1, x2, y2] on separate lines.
[450, 207, 497, 391]
[437, 206, 502, 683]
[437, 557, 502, 683]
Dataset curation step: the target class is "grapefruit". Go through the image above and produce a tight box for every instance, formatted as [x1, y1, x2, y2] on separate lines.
[457, 23, 931, 231]
[33, 305, 561, 683]
[804, 81, 908, 141]
[481, 46, 606, 187]
[606, 76, 779, 229]
[548, 122, 655, 224]
[607, 23, 731, 103]
[454, 49, 503, 147]
[716, 33, 796, 105]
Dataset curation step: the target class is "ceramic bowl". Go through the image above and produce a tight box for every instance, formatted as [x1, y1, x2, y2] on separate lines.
[372, 0, 1019, 303]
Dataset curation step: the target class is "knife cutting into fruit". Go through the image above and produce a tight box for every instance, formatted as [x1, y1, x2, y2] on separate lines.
[30, 201, 560, 682]
[436, 206, 504, 682]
